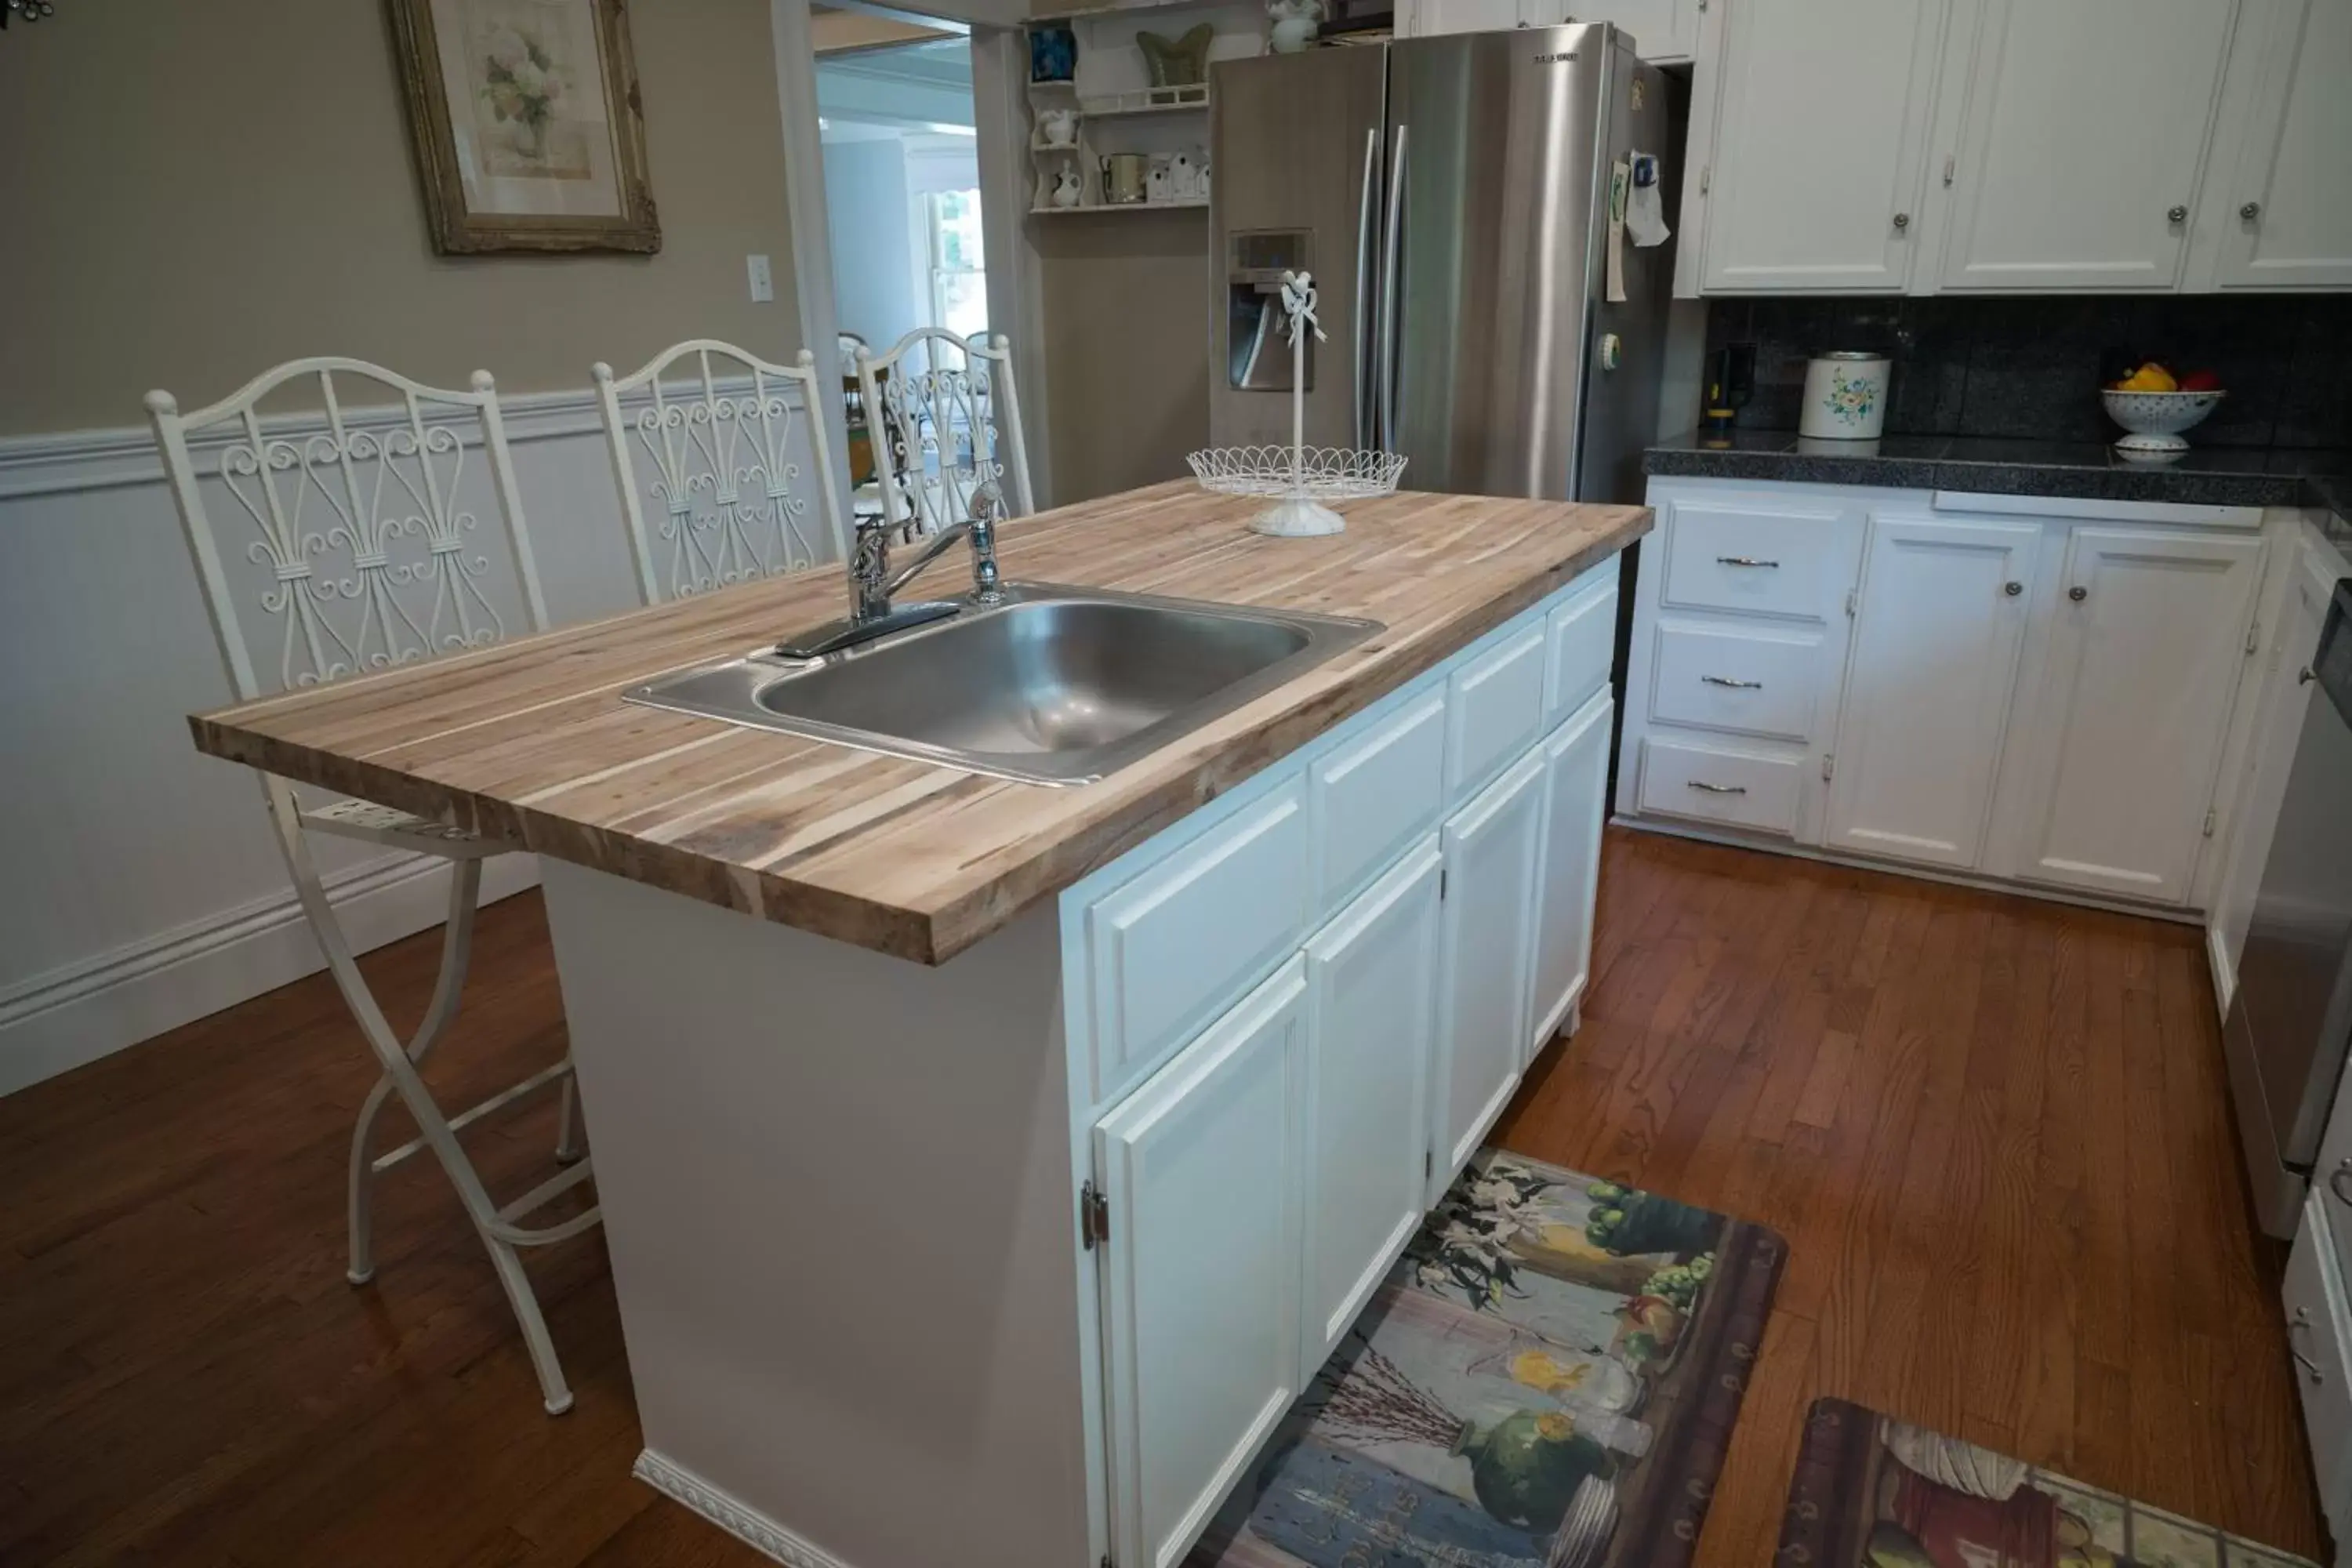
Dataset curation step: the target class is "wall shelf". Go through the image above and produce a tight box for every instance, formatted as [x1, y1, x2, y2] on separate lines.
[1031, 198, 1210, 216]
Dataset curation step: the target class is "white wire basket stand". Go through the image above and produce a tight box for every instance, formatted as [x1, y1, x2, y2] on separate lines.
[1186, 271, 1406, 537]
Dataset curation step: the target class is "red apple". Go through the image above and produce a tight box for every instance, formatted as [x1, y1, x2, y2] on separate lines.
[2180, 369, 2223, 392]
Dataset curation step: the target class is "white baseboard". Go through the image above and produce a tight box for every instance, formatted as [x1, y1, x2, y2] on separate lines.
[633, 1449, 858, 1568]
[0, 851, 540, 1098]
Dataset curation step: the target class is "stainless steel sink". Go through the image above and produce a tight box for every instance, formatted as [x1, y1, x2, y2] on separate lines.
[623, 583, 1382, 785]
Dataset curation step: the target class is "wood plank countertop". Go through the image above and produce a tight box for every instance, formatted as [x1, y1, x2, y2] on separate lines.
[190, 481, 1651, 964]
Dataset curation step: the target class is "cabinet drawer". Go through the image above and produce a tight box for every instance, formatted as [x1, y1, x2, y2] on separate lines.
[2285, 1192, 2352, 1513]
[1635, 735, 1803, 836]
[1661, 498, 1846, 622]
[1647, 622, 1820, 742]
[1447, 625, 1547, 796]
[1086, 779, 1312, 1103]
[1312, 688, 1446, 908]
[1544, 579, 1619, 721]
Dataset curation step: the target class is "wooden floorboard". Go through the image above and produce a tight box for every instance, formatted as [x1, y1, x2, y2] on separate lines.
[0, 827, 2328, 1564]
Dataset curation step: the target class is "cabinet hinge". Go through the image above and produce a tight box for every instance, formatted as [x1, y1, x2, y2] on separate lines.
[1846, 589, 1859, 618]
[1425, 1148, 1435, 1181]
[1079, 1181, 1109, 1250]
[2246, 621, 2261, 655]
[1943, 154, 1956, 187]
[1439, 867, 1448, 901]
[1698, 165, 1710, 198]
[1821, 753, 1835, 782]
[2203, 808, 2218, 838]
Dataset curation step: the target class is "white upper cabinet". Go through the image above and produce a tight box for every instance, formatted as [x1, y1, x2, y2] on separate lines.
[1697, 0, 1949, 292]
[1825, 516, 2038, 871]
[1396, 0, 1700, 60]
[2004, 527, 2265, 905]
[2202, 0, 2352, 289]
[1936, 0, 2237, 291]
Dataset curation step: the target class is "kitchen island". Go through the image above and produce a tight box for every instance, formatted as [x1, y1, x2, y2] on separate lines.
[191, 481, 1650, 1568]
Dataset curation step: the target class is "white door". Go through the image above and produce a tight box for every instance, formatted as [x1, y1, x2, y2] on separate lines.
[1937, 0, 2235, 290]
[1301, 840, 1443, 1372]
[1700, 0, 1947, 292]
[2010, 527, 2266, 904]
[1824, 515, 2038, 870]
[1429, 750, 1544, 1203]
[1095, 959, 1308, 1568]
[2209, 0, 2352, 289]
[1528, 691, 1613, 1059]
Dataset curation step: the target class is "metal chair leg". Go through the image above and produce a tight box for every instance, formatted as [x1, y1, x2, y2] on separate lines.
[554, 1072, 583, 1164]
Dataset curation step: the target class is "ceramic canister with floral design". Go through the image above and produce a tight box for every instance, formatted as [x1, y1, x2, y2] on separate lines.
[1799, 351, 1889, 441]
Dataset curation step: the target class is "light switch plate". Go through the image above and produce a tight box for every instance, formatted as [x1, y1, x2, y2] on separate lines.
[746, 254, 774, 303]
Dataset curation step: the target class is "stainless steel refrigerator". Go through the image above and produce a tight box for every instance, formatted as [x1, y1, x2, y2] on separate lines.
[1208, 24, 1679, 506]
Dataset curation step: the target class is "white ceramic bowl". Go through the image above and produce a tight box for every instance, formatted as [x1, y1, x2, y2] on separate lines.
[2101, 387, 2225, 455]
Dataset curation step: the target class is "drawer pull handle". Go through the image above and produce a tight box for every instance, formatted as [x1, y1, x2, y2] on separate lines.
[1716, 555, 1780, 569]
[2004, 581, 2024, 597]
[1700, 675, 1763, 690]
[2069, 586, 2089, 603]
[2330, 1159, 2352, 1206]
[2293, 1348, 2325, 1385]
[2291, 1305, 2327, 1382]
[1686, 780, 1748, 795]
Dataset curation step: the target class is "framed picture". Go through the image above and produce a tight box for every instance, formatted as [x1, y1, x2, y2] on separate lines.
[387, 0, 660, 254]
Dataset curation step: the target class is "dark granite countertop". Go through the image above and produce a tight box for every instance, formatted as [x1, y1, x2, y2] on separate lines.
[1646, 430, 2350, 513]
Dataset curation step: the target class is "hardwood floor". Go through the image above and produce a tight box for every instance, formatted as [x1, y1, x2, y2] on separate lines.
[0, 829, 2326, 1564]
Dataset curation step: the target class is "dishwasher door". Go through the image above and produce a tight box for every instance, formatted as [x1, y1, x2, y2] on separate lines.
[2227, 579, 2352, 1236]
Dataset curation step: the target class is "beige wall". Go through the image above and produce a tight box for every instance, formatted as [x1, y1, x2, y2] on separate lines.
[0, 0, 801, 435]
[1036, 212, 1210, 503]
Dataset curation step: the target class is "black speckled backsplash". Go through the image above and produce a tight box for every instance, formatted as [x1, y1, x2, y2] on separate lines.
[1704, 295, 2351, 449]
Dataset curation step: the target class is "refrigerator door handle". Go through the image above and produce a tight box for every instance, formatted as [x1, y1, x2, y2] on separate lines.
[1353, 126, 1380, 452]
[1377, 123, 1407, 452]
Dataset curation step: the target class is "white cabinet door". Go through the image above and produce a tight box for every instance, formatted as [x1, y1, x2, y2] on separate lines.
[1529, 691, 1613, 1059]
[2010, 527, 2265, 904]
[1824, 516, 2038, 870]
[1429, 751, 1544, 1203]
[2208, 0, 2352, 289]
[1301, 840, 1443, 1371]
[1394, 0, 1530, 34]
[1938, 0, 2235, 291]
[1095, 959, 1308, 1568]
[1700, 0, 1947, 292]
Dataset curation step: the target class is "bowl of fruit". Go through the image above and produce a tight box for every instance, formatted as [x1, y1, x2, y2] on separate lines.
[2102, 362, 2225, 459]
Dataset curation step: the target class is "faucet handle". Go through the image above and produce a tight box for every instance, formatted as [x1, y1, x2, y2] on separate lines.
[967, 478, 1007, 524]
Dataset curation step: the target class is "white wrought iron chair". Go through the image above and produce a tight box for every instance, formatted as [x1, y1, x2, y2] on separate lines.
[855, 328, 1034, 540]
[590, 339, 848, 599]
[145, 359, 603, 1416]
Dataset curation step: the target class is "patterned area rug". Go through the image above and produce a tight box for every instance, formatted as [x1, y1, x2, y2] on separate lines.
[1187, 1148, 1786, 1568]
[1778, 1398, 2320, 1567]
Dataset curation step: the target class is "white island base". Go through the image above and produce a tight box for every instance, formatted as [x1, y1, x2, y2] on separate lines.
[538, 554, 1623, 1568]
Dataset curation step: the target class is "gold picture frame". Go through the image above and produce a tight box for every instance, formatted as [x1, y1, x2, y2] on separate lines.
[388, 0, 660, 254]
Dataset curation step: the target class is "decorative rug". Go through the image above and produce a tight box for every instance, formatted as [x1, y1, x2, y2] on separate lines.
[1777, 1398, 2320, 1568]
[1186, 1148, 1786, 1568]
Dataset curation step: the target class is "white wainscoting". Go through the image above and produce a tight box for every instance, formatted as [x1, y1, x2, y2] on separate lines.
[0, 377, 824, 1097]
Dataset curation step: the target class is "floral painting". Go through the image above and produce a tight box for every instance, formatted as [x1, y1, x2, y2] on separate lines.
[1188, 1149, 1785, 1568]
[389, 0, 659, 253]
[1779, 1399, 2319, 1568]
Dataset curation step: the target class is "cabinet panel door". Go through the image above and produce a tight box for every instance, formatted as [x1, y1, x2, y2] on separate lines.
[2014, 527, 2264, 903]
[1301, 841, 1443, 1370]
[1096, 959, 1308, 1568]
[1530, 692, 1613, 1059]
[1939, 0, 2234, 291]
[1824, 517, 2038, 869]
[2212, 0, 2352, 289]
[1429, 751, 1545, 1203]
[1701, 0, 1947, 292]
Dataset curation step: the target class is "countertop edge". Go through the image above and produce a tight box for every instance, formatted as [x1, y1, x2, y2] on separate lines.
[1642, 442, 2336, 510]
[191, 510, 1653, 964]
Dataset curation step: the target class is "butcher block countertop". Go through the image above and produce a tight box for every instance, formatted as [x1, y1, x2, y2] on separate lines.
[190, 481, 1650, 964]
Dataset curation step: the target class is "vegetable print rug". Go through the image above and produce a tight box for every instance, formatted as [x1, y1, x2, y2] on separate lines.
[1186, 1149, 1786, 1568]
[1777, 1398, 2319, 1568]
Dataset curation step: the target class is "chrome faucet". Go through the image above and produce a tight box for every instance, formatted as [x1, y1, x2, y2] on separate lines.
[776, 482, 1008, 659]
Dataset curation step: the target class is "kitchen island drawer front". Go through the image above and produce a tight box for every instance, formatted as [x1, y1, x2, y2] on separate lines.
[1312, 688, 1448, 908]
[1446, 625, 1548, 797]
[1647, 622, 1820, 741]
[1544, 572, 1620, 720]
[1635, 736, 1803, 836]
[1661, 496, 1847, 622]
[1087, 780, 1313, 1103]
[2285, 1192, 2352, 1515]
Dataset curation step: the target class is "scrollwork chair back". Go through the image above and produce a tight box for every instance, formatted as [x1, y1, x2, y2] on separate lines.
[592, 339, 848, 603]
[855, 328, 1034, 540]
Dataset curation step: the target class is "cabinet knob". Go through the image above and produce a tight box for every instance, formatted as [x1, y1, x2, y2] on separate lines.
[2302, 666, 2320, 685]
[2241, 200, 2262, 222]
[2167, 205, 2188, 224]
[2331, 1157, 2352, 1205]
[2004, 581, 2024, 597]
[2068, 586, 2089, 602]
[1892, 212, 1911, 231]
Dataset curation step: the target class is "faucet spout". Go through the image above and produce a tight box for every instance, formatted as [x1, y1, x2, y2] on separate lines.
[775, 483, 1009, 660]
